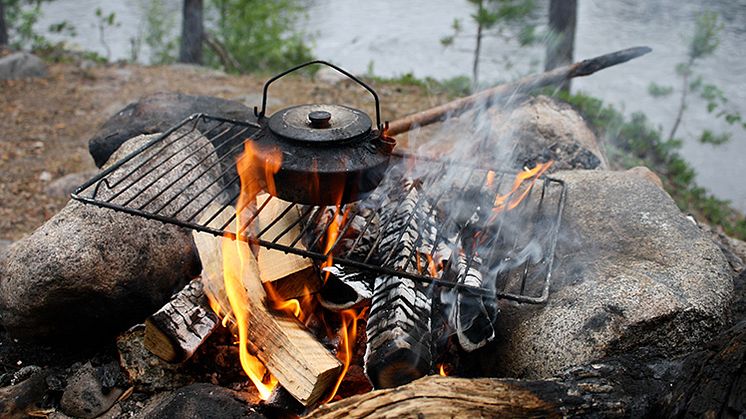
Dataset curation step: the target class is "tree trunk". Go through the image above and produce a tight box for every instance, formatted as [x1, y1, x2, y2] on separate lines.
[545, 0, 577, 92]
[0, 0, 8, 48]
[179, 0, 203, 64]
[472, 0, 484, 85]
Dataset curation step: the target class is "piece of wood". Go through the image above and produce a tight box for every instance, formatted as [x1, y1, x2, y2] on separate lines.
[308, 373, 639, 418]
[256, 194, 320, 300]
[194, 204, 342, 406]
[445, 252, 496, 352]
[364, 181, 435, 389]
[144, 278, 218, 363]
[385, 46, 652, 136]
[311, 318, 746, 417]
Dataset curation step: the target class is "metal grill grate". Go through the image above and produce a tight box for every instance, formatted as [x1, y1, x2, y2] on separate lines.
[73, 114, 565, 304]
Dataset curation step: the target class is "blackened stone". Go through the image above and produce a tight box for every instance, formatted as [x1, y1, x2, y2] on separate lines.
[134, 383, 264, 419]
[0, 368, 49, 418]
[88, 92, 258, 167]
[60, 362, 123, 418]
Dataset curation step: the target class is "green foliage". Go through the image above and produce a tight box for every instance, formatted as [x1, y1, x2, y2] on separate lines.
[653, 11, 743, 145]
[94, 7, 120, 61]
[556, 90, 746, 240]
[365, 73, 473, 98]
[699, 130, 731, 145]
[141, 0, 178, 65]
[440, 0, 537, 82]
[5, 0, 50, 50]
[205, 0, 314, 73]
[689, 11, 722, 59]
[647, 82, 673, 98]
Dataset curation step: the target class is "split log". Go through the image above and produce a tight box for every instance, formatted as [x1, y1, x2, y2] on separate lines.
[256, 194, 320, 300]
[319, 266, 373, 311]
[365, 182, 436, 388]
[444, 251, 497, 352]
[316, 205, 381, 311]
[194, 205, 342, 406]
[144, 278, 218, 363]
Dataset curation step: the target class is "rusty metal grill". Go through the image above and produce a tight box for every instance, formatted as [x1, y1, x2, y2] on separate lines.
[72, 114, 565, 304]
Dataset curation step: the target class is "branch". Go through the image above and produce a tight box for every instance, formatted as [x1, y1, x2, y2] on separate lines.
[386, 46, 652, 136]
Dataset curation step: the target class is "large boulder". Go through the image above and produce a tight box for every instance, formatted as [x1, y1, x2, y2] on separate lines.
[0, 52, 48, 80]
[488, 168, 733, 378]
[0, 131, 223, 341]
[484, 95, 609, 171]
[88, 92, 259, 167]
[415, 95, 607, 172]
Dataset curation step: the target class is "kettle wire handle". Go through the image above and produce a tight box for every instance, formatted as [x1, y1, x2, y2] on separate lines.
[255, 60, 383, 131]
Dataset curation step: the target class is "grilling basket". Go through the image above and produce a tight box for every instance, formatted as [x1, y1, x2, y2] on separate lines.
[72, 61, 565, 303]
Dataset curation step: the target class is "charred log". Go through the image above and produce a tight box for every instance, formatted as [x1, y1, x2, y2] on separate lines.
[312, 205, 381, 311]
[444, 251, 497, 352]
[144, 278, 218, 363]
[364, 183, 437, 389]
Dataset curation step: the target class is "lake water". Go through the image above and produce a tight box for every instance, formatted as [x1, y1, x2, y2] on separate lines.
[34, 0, 746, 212]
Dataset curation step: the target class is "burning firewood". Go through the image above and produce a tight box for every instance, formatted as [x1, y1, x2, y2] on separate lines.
[144, 278, 219, 363]
[194, 204, 342, 406]
[256, 194, 321, 300]
[443, 252, 497, 352]
[364, 181, 437, 389]
[309, 204, 381, 311]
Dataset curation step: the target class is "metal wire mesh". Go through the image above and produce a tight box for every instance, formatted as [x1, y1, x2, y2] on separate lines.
[73, 114, 565, 303]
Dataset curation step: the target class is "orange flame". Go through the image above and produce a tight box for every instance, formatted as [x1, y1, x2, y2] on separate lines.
[492, 161, 553, 214]
[221, 233, 278, 399]
[320, 203, 350, 284]
[264, 283, 316, 325]
[425, 253, 438, 277]
[322, 307, 367, 404]
[202, 141, 281, 400]
[438, 364, 448, 376]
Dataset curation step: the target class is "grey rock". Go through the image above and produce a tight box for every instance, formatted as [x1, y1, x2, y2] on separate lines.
[492, 169, 732, 378]
[485, 95, 609, 171]
[134, 383, 264, 419]
[88, 92, 259, 167]
[60, 362, 122, 419]
[0, 52, 48, 80]
[0, 132, 223, 341]
[0, 368, 48, 419]
[116, 325, 195, 394]
[44, 169, 100, 198]
[0, 240, 12, 257]
[417, 95, 607, 172]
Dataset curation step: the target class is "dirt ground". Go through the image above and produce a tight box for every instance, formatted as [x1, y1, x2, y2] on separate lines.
[0, 62, 448, 241]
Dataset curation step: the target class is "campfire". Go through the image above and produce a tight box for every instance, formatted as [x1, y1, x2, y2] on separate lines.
[2, 49, 741, 418]
[67, 60, 567, 409]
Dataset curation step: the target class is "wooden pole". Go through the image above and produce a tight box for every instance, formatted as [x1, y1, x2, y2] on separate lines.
[385, 47, 651, 137]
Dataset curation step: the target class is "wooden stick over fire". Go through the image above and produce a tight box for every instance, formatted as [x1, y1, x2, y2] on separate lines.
[385, 46, 652, 136]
